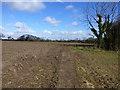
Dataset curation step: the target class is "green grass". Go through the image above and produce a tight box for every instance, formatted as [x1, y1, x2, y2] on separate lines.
[72, 46, 115, 53]
[73, 46, 118, 88]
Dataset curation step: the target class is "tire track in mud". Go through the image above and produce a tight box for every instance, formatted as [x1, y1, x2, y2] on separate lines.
[47, 45, 79, 88]
[44, 44, 62, 88]
[57, 46, 79, 88]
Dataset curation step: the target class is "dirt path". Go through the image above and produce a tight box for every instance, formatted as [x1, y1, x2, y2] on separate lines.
[57, 46, 79, 88]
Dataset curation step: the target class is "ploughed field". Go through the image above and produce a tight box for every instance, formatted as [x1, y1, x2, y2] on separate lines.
[2, 41, 118, 88]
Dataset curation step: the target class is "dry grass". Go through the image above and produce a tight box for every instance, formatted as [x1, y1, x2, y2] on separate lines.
[72, 46, 118, 88]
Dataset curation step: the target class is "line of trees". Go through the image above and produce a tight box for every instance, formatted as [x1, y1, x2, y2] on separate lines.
[85, 2, 119, 51]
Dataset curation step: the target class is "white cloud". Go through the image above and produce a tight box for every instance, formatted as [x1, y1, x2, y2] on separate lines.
[40, 29, 90, 40]
[2, 22, 36, 38]
[59, 30, 91, 40]
[5, 32, 14, 36]
[60, 31, 83, 35]
[65, 5, 74, 9]
[56, 0, 63, 2]
[0, 26, 5, 31]
[14, 22, 25, 28]
[42, 30, 84, 35]
[69, 31, 82, 34]
[44, 16, 61, 26]
[44, 30, 53, 34]
[64, 21, 78, 27]
[71, 21, 78, 26]
[7, 1, 46, 12]
[14, 22, 35, 33]
[65, 5, 79, 14]
[16, 28, 35, 33]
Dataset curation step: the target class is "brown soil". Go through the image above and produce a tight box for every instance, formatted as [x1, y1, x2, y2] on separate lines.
[2, 41, 118, 88]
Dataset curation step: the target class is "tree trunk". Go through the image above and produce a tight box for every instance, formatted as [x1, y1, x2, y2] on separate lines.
[97, 34, 103, 48]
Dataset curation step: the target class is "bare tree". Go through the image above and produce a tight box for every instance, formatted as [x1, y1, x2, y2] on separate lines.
[85, 2, 119, 49]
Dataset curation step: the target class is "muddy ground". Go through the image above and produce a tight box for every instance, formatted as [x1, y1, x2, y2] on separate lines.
[2, 41, 119, 88]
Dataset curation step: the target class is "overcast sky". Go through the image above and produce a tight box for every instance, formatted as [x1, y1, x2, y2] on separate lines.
[1, 1, 119, 40]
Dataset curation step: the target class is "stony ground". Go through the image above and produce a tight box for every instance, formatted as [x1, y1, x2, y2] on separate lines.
[2, 41, 119, 88]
